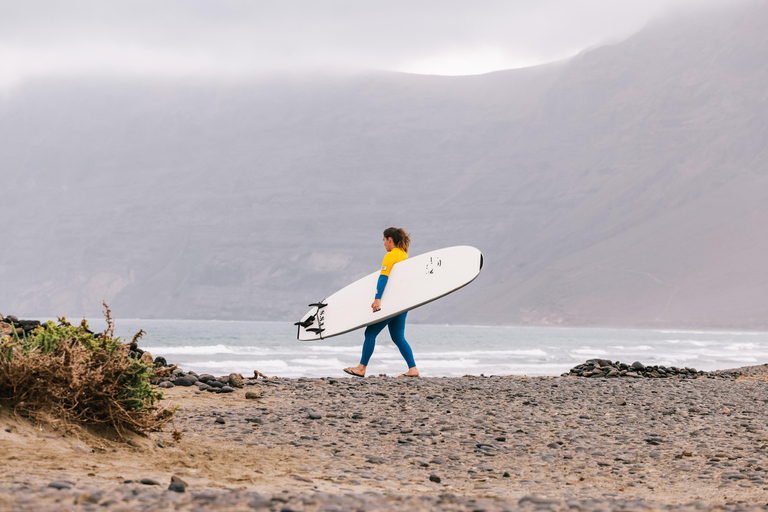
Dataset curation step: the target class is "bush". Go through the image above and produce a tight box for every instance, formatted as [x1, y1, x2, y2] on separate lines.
[0, 306, 173, 438]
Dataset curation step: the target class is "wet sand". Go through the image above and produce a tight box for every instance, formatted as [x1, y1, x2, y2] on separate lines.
[2, 367, 768, 511]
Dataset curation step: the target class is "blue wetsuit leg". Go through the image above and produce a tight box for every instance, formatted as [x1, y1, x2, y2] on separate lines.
[360, 319, 388, 366]
[387, 312, 416, 368]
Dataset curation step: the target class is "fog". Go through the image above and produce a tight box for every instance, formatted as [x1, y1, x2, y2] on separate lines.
[1, 0, 766, 330]
[0, 0, 732, 86]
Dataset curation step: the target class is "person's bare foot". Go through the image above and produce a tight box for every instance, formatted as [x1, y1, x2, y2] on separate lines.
[343, 364, 366, 377]
[398, 367, 419, 378]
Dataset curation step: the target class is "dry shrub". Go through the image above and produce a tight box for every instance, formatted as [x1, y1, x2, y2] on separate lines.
[0, 309, 173, 439]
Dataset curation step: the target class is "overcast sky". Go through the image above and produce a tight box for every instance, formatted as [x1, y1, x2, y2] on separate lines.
[0, 0, 733, 89]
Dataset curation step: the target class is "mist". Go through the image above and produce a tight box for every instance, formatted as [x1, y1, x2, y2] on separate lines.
[1, 0, 766, 330]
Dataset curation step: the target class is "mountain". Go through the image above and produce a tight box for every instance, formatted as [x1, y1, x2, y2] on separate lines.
[1, 0, 767, 330]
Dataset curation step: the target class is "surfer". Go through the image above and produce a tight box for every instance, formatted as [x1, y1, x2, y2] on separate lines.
[344, 227, 420, 378]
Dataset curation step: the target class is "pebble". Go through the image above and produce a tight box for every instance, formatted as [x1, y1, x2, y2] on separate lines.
[5, 362, 768, 511]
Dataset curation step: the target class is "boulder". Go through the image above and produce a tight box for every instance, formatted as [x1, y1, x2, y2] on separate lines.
[228, 373, 244, 388]
[140, 352, 154, 366]
[0, 322, 12, 338]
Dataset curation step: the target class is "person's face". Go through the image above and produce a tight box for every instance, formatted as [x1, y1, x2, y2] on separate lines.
[383, 236, 395, 251]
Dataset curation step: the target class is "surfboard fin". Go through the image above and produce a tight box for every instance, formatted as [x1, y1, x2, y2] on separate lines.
[294, 315, 315, 328]
[308, 302, 328, 308]
[306, 328, 325, 334]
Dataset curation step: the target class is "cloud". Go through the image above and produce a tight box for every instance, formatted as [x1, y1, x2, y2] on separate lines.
[0, 0, 739, 87]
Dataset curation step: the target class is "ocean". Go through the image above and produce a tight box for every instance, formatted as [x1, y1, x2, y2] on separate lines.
[100, 319, 768, 379]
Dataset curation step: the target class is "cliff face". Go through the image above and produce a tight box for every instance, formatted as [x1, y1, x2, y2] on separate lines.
[2, 1, 767, 329]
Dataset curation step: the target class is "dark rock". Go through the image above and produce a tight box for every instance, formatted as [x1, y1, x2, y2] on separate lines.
[168, 482, 185, 492]
[174, 376, 196, 387]
[220, 385, 235, 393]
[429, 474, 441, 483]
[215, 417, 226, 424]
[153, 356, 167, 367]
[308, 412, 322, 420]
[47, 480, 73, 490]
[631, 361, 646, 370]
[140, 478, 161, 485]
[245, 391, 261, 400]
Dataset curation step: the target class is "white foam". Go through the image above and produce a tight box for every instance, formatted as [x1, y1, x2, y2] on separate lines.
[143, 344, 270, 356]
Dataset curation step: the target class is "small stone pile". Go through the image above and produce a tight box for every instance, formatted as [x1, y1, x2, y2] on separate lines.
[150, 368, 262, 394]
[0, 315, 42, 339]
[565, 358, 714, 379]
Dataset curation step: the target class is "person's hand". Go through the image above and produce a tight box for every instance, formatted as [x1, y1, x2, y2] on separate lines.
[371, 299, 381, 312]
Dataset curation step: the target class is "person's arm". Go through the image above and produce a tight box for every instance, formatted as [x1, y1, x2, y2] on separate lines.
[372, 252, 395, 312]
[371, 274, 388, 312]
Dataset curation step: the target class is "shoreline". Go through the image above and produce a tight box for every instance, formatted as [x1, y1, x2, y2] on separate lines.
[2, 367, 768, 510]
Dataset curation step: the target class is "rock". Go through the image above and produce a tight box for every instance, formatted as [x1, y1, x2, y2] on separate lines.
[0, 322, 12, 338]
[174, 376, 196, 387]
[158, 381, 175, 388]
[47, 480, 73, 490]
[153, 356, 167, 367]
[220, 385, 235, 393]
[245, 391, 261, 400]
[169, 475, 187, 492]
[308, 412, 322, 420]
[140, 351, 154, 365]
[228, 373, 244, 388]
[429, 474, 441, 483]
[631, 361, 646, 370]
[140, 478, 161, 485]
[215, 417, 226, 424]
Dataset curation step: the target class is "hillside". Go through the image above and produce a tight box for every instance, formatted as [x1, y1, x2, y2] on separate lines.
[1, 1, 766, 329]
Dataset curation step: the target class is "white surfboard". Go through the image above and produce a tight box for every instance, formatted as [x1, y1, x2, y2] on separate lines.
[295, 245, 483, 341]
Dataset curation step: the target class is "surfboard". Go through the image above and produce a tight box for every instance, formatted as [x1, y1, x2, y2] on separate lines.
[295, 245, 483, 341]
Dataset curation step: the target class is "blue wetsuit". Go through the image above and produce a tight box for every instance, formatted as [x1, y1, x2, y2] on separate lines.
[360, 248, 416, 368]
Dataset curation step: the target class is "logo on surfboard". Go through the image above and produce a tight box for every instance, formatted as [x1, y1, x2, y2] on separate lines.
[425, 256, 441, 275]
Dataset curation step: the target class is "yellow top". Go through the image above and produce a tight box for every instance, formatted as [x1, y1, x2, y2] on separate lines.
[380, 247, 408, 276]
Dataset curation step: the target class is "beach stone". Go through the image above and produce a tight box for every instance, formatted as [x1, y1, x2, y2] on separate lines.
[228, 373, 245, 388]
[220, 385, 235, 393]
[308, 412, 323, 420]
[0, 322, 12, 337]
[174, 376, 196, 387]
[47, 480, 73, 490]
[153, 356, 167, 367]
[140, 351, 154, 365]
[168, 481, 186, 492]
[429, 474, 441, 483]
[245, 391, 261, 400]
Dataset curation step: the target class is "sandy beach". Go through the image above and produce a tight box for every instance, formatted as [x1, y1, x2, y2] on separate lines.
[2, 367, 768, 511]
